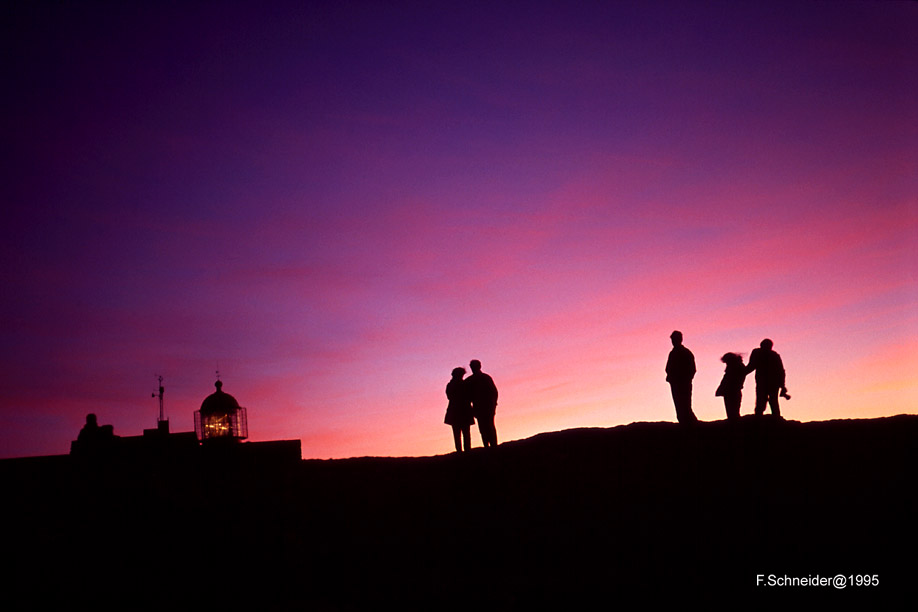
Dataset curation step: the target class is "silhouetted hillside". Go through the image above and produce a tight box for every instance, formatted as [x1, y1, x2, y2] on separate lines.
[3, 415, 914, 607]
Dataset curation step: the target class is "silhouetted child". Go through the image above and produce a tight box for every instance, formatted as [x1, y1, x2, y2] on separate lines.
[444, 367, 474, 452]
[715, 353, 746, 420]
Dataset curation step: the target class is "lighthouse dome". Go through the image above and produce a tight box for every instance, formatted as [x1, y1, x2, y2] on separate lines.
[199, 380, 241, 416]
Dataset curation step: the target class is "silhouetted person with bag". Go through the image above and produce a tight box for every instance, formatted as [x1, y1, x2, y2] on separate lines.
[466, 359, 498, 447]
[746, 338, 787, 417]
[666, 331, 697, 424]
[715, 353, 746, 420]
[444, 367, 474, 452]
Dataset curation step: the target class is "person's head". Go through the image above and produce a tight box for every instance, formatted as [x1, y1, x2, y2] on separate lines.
[469, 359, 482, 373]
[670, 330, 683, 346]
[451, 367, 466, 379]
[721, 352, 742, 365]
[760, 338, 774, 350]
[85, 413, 98, 427]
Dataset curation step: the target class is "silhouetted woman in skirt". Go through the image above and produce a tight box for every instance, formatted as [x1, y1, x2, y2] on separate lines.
[445, 367, 474, 452]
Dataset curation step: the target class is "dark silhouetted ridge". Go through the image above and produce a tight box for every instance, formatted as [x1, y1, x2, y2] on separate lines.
[3, 415, 914, 606]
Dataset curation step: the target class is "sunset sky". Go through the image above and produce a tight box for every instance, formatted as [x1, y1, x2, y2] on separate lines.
[2, 1, 916, 459]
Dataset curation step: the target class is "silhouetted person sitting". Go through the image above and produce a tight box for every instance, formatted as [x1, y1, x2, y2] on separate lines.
[466, 359, 498, 447]
[716, 353, 747, 420]
[78, 412, 100, 442]
[78, 413, 114, 443]
[666, 331, 697, 424]
[444, 367, 474, 452]
[74, 413, 115, 456]
[746, 339, 787, 418]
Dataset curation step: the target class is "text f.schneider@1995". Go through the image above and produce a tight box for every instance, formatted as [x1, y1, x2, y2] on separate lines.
[756, 574, 879, 589]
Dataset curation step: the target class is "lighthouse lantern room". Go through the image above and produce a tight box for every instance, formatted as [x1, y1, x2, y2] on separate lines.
[194, 380, 248, 442]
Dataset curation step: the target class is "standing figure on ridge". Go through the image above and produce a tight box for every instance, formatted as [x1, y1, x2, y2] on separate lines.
[716, 353, 747, 420]
[666, 330, 697, 424]
[444, 367, 474, 452]
[746, 338, 787, 417]
[466, 359, 499, 447]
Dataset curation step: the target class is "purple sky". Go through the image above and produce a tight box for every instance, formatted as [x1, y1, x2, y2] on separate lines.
[2, 1, 916, 459]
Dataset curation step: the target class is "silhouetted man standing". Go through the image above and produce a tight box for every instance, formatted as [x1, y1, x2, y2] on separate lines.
[467, 359, 499, 447]
[746, 338, 786, 417]
[666, 331, 697, 424]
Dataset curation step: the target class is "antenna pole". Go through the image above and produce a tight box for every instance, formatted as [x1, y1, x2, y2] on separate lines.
[153, 375, 165, 424]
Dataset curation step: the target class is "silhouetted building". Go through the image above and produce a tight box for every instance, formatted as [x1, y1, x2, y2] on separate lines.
[69, 378, 298, 463]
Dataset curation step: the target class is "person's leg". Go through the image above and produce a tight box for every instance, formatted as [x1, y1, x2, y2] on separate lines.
[755, 386, 768, 416]
[452, 425, 462, 452]
[483, 415, 497, 446]
[673, 383, 696, 423]
[768, 388, 781, 417]
[671, 384, 685, 422]
[685, 383, 695, 421]
[725, 395, 739, 420]
[477, 415, 492, 447]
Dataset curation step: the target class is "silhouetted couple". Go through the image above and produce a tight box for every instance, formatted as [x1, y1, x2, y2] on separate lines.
[444, 360, 498, 452]
[716, 339, 788, 419]
[667, 331, 788, 424]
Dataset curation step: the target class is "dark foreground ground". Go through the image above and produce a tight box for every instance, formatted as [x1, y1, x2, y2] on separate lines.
[3, 415, 916, 607]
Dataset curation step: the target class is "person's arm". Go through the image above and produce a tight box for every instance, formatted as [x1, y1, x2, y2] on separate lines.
[745, 350, 757, 374]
